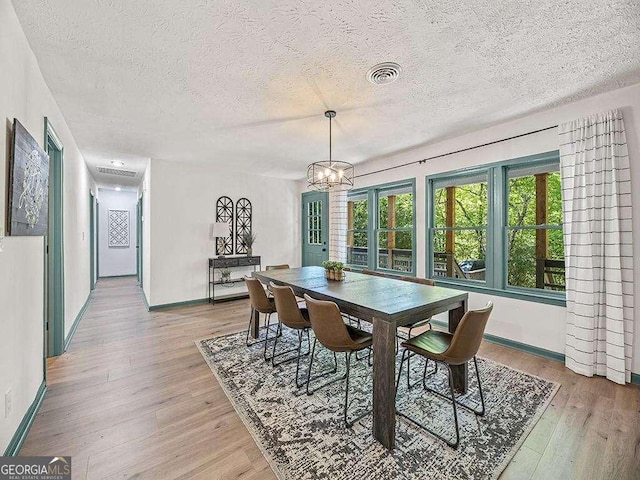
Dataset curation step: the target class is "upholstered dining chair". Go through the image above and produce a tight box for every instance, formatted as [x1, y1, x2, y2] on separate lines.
[269, 283, 312, 387]
[360, 270, 436, 386]
[266, 264, 290, 270]
[395, 301, 493, 448]
[304, 294, 373, 427]
[244, 277, 278, 349]
[395, 276, 436, 389]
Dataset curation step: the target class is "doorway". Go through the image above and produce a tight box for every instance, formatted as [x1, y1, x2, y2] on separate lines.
[301, 191, 329, 266]
[136, 195, 143, 287]
[45, 118, 65, 357]
[89, 192, 96, 290]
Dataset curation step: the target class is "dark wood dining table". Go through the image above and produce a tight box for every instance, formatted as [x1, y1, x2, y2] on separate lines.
[252, 266, 469, 450]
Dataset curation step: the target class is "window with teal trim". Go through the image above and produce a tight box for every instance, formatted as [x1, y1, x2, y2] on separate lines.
[506, 163, 565, 291]
[347, 180, 416, 275]
[346, 193, 368, 267]
[432, 172, 488, 283]
[427, 151, 565, 302]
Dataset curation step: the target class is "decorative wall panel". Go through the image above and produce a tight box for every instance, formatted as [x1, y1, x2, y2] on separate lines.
[216, 196, 234, 256]
[108, 209, 130, 247]
[235, 198, 252, 254]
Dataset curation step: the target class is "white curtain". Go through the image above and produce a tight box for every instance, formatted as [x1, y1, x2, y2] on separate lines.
[559, 109, 634, 384]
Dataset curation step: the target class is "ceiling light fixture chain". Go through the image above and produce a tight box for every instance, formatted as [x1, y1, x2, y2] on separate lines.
[306, 110, 354, 192]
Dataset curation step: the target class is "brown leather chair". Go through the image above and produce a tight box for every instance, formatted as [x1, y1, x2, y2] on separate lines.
[270, 283, 312, 387]
[266, 264, 290, 270]
[395, 301, 493, 448]
[395, 276, 436, 388]
[360, 270, 436, 383]
[304, 294, 373, 427]
[244, 277, 278, 351]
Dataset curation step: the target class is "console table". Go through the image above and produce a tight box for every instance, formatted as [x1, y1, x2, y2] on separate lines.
[208, 256, 261, 304]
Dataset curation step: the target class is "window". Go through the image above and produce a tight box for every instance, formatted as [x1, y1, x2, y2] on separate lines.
[432, 173, 488, 282]
[506, 164, 564, 291]
[307, 200, 323, 245]
[347, 180, 415, 275]
[427, 151, 565, 304]
[346, 194, 368, 267]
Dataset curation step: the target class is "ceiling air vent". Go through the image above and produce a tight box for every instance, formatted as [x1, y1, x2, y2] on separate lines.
[366, 62, 402, 85]
[97, 166, 137, 177]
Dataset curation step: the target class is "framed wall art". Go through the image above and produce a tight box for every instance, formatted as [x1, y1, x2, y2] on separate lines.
[7, 119, 50, 236]
[108, 209, 130, 247]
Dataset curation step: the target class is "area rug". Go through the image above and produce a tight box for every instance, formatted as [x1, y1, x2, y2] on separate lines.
[196, 330, 559, 480]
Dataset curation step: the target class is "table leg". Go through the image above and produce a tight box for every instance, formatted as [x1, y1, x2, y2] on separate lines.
[373, 316, 396, 449]
[449, 299, 468, 393]
[251, 309, 260, 339]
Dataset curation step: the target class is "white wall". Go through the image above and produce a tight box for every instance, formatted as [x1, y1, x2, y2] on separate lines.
[97, 189, 138, 277]
[326, 82, 640, 374]
[0, 0, 94, 452]
[147, 160, 300, 306]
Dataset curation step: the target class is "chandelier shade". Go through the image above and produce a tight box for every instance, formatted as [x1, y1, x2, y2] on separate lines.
[306, 111, 354, 191]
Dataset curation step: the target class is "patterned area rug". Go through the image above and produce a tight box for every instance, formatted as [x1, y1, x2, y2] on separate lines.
[197, 330, 559, 480]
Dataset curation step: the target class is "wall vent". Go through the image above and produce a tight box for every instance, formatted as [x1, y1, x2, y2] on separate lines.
[97, 166, 137, 177]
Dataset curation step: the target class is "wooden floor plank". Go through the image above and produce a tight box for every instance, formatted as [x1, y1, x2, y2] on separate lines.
[19, 277, 640, 480]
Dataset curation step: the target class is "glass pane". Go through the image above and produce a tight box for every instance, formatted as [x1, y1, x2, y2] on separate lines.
[377, 231, 413, 272]
[348, 198, 368, 230]
[507, 228, 565, 291]
[508, 170, 562, 227]
[379, 192, 413, 229]
[347, 232, 368, 266]
[434, 179, 488, 228]
[432, 229, 486, 281]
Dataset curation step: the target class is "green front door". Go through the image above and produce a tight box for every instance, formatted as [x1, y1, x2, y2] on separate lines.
[301, 191, 329, 266]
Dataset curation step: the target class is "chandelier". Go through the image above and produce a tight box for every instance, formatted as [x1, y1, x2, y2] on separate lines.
[306, 110, 354, 191]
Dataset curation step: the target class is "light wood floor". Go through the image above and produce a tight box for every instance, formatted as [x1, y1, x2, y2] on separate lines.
[20, 277, 640, 479]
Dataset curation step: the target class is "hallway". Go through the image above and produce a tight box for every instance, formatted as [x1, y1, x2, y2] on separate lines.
[20, 277, 274, 479]
[19, 277, 640, 479]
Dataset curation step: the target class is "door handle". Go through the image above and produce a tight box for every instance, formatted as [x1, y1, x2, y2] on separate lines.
[322, 248, 326, 252]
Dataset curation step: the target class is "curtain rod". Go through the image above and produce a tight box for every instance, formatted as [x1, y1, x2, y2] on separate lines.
[354, 124, 558, 179]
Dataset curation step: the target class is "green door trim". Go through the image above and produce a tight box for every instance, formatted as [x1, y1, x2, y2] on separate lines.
[301, 191, 329, 266]
[137, 194, 143, 288]
[89, 191, 96, 290]
[44, 117, 65, 357]
[96, 201, 99, 279]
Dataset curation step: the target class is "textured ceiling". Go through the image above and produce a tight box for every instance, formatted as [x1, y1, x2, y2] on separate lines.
[11, 0, 640, 182]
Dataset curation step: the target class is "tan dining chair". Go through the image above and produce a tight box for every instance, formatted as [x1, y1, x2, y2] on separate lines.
[266, 264, 290, 270]
[360, 270, 436, 385]
[304, 294, 373, 427]
[244, 277, 278, 350]
[269, 283, 312, 387]
[396, 276, 436, 389]
[395, 301, 494, 448]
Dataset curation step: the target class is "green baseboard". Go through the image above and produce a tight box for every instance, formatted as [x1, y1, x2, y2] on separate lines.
[3, 381, 47, 456]
[148, 298, 209, 311]
[431, 319, 640, 384]
[64, 293, 92, 351]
